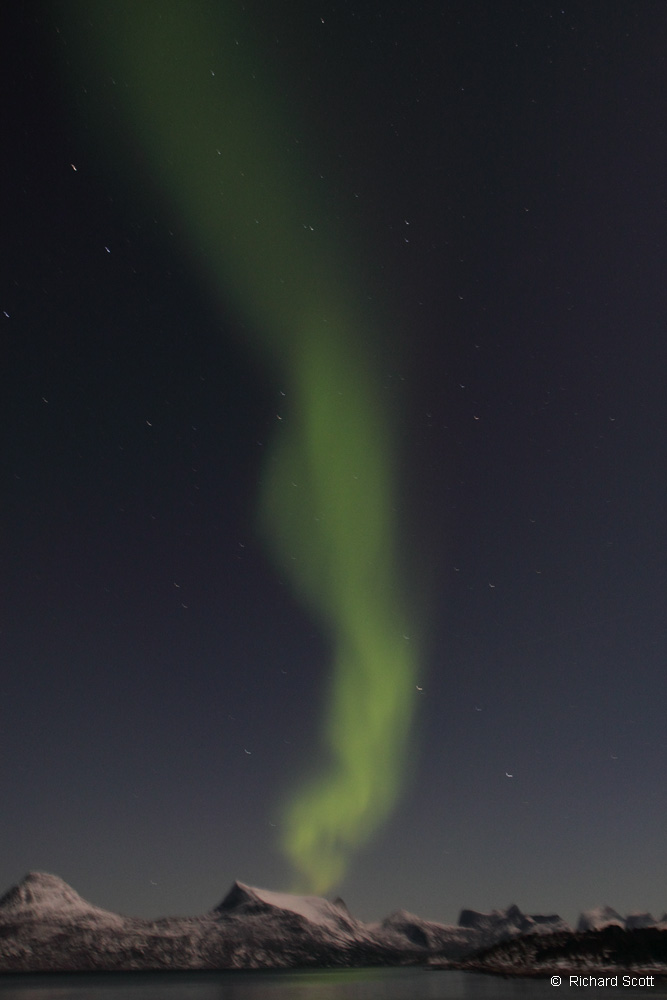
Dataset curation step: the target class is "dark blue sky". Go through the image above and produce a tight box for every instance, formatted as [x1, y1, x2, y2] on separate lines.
[3, 1, 666, 925]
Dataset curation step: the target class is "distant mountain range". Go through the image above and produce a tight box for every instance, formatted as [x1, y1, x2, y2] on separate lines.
[448, 924, 667, 978]
[1, 872, 666, 974]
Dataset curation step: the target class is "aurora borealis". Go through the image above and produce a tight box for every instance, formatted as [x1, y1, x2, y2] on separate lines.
[4, 1, 667, 925]
[61, 0, 419, 893]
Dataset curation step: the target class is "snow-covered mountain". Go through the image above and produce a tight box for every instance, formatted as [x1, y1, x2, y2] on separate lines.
[458, 903, 569, 941]
[0, 872, 571, 973]
[215, 881, 358, 932]
[0, 871, 124, 926]
[577, 906, 627, 932]
[434, 905, 667, 976]
[5, 873, 665, 976]
[577, 906, 667, 932]
[450, 923, 667, 977]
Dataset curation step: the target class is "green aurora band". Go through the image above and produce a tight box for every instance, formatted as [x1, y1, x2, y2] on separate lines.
[65, 1, 419, 893]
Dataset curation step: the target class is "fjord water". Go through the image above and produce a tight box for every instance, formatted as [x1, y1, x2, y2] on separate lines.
[0, 969, 665, 999]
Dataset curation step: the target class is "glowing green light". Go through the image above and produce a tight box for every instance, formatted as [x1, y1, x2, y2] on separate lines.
[260, 334, 418, 891]
[64, 0, 419, 893]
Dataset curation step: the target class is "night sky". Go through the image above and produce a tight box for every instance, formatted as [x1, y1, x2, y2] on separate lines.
[3, 1, 667, 926]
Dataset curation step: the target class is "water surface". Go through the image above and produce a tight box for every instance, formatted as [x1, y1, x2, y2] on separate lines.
[0, 968, 664, 999]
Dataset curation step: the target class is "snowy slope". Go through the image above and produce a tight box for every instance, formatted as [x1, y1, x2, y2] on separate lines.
[458, 903, 569, 943]
[5, 871, 652, 975]
[379, 909, 473, 957]
[0, 871, 124, 926]
[577, 906, 626, 932]
[576, 907, 667, 932]
[0, 872, 451, 971]
[215, 881, 358, 931]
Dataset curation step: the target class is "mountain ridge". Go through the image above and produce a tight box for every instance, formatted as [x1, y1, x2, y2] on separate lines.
[2, 871, 666, 975]
[448, 924, 667, 977]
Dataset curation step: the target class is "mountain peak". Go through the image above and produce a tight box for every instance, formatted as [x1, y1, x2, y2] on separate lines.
[215, 881, 357, 929]
[458, 904, 525, 931]
[457, 904, 569, 937]
[0, 872, 122, 924]
[0, 872, 84, 911]
[577, 905, 625, 932]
